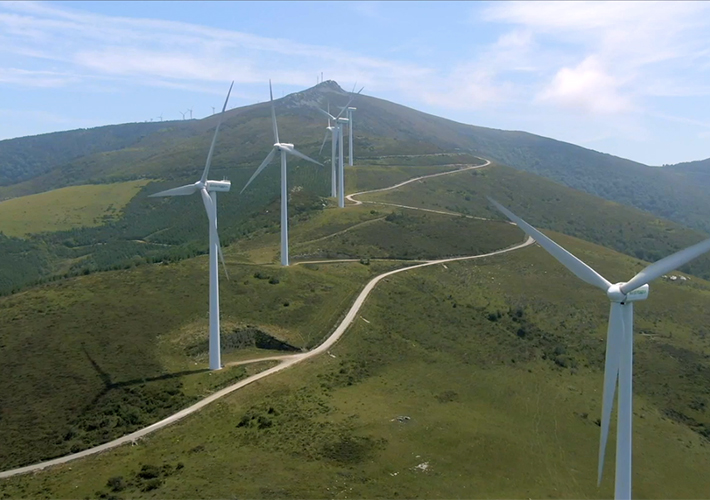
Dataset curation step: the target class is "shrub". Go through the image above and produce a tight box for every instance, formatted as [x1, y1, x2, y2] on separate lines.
[106, 476, 126, 492]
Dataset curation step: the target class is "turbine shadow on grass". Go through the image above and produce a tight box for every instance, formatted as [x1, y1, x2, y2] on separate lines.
[81, 346, 209, 408]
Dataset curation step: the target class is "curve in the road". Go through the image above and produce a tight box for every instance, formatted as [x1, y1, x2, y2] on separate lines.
[0, 156, 530, 479]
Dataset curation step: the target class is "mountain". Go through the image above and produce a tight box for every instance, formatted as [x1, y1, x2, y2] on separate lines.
[0, 121, 191, 190]
[663, 157, 710, 186]
[1, 81, 709, 235]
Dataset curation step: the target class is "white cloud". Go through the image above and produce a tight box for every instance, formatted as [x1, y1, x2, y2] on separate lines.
[537, 56, 634, 114]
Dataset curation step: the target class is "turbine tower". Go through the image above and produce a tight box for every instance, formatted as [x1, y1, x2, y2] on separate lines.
[150, 82, 234, 371]
[489, 197, 710, 500]
[345, 106, 356, 166]
[241, 80, 321, 266]
[318, 103, 339, 198]
[317, 89, 362, 208]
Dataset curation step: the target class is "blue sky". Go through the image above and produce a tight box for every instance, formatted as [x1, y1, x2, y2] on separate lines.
[1, 1, 709, 165]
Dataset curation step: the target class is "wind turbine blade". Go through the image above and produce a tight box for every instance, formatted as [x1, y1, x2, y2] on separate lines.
[488, 197, 612, 291]
[286, 147, 323, 166]
[217, 234, 229, 280]
[598, 302, 623, 486]
[333, 87, 363, 120]
[200, 81, 234, 184]
[200, 187, 215, 223]
[620, 236, 710, 294]
[199, 188, 229, 279]
[319, 130, 329, 155]
[318, 107, 337, 121]
[149, 184, 198, 197]
[241, 148, 277, 193]
[269, 79, 280, 144]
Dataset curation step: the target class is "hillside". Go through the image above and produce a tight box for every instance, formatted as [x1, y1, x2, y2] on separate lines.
[2, 230, 710, 499]
[1, 81, 709, 235]
[0, 121, 189, 189]
[664, 157, 710, 186]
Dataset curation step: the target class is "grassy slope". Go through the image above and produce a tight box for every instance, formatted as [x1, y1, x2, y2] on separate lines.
[360, 163, 710, 279]
[0, 243, 402, 470]
[0, 197, 523, 471]
[0, 180, 149, 237]
[2, 234, 709, 499]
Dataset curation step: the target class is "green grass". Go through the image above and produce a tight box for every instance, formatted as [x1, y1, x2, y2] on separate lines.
[346, 155, 485, 193]
[2, 232, 710, 498]
[0, 180, 149, 237]
[0, 246, 402, 470]
[292, 207, 521, 261]
[360, 163, 710, 279]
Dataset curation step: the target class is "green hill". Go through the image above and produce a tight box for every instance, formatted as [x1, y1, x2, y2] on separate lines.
[2, 81, 710, 235]
[2, 230, 709, 499]
[0, 121, 188, 188]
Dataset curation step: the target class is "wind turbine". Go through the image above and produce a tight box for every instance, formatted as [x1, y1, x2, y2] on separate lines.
[318, 102, 338, 198]
[488, 197, 710, 500]
[150, 81, 234, 371]
[317, 88, 363, 208]
[339, 84, 363, 166]
[241, 80, 321, 266]
[180, 111, 187, 120]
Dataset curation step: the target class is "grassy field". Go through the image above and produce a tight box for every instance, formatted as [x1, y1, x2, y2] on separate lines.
[0, 180, 149, 237]
[359, 163, 710, 279]
[2, 232, 709, 498]
[291, 207, 521, 261]
[0, 190, 525, 471]
[0, 247, 402, 470]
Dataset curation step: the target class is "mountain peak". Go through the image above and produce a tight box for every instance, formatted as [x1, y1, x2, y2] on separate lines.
[281, 80, 348, 110]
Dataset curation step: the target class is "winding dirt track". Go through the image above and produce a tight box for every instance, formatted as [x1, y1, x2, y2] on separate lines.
[0, 157, 533, 479]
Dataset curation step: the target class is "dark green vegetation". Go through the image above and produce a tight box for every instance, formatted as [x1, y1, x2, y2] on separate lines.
[0, 121, 185, 187]
[292, 209, 521, 261]
[362, 164, 710, 280]
[665, 157, 710, 187]
[3, 235, 710, 499]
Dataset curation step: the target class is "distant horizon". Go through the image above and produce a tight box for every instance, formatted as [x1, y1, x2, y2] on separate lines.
[1, 1, 709, 165]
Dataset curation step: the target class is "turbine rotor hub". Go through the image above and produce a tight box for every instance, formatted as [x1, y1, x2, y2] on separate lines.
[606, 283, 626, 302]
[607, 282, 650, 302]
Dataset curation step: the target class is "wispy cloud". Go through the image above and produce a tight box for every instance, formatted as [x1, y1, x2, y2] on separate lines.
[0, 1, 430, 93]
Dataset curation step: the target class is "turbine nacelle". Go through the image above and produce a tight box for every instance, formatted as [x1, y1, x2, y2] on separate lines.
[607, 283, 649, 303]
[205, 180, 231, 192]
[275, 142, 295, 151]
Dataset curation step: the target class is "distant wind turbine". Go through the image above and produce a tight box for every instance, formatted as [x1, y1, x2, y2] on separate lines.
[318, 102, 338, 198]
[188, 108, 193, 119]
[211, 106, 216, 115]
[179, 111, 187, 120]
[339, 84, 363, 166]
[150, 81, 235, 371]
[241, 80, 322, 266]
[488, 197, 710, 500]
[317, 87, 363, 208]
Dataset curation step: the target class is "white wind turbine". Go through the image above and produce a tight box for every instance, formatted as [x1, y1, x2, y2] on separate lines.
[317, 88, 362, 208]
[318, 103, 338, 198]
[488, 197, 710, 500]
[150, 82, 234, 371]
[241, 80, 322, 267]
[339, 84, 363, 166]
